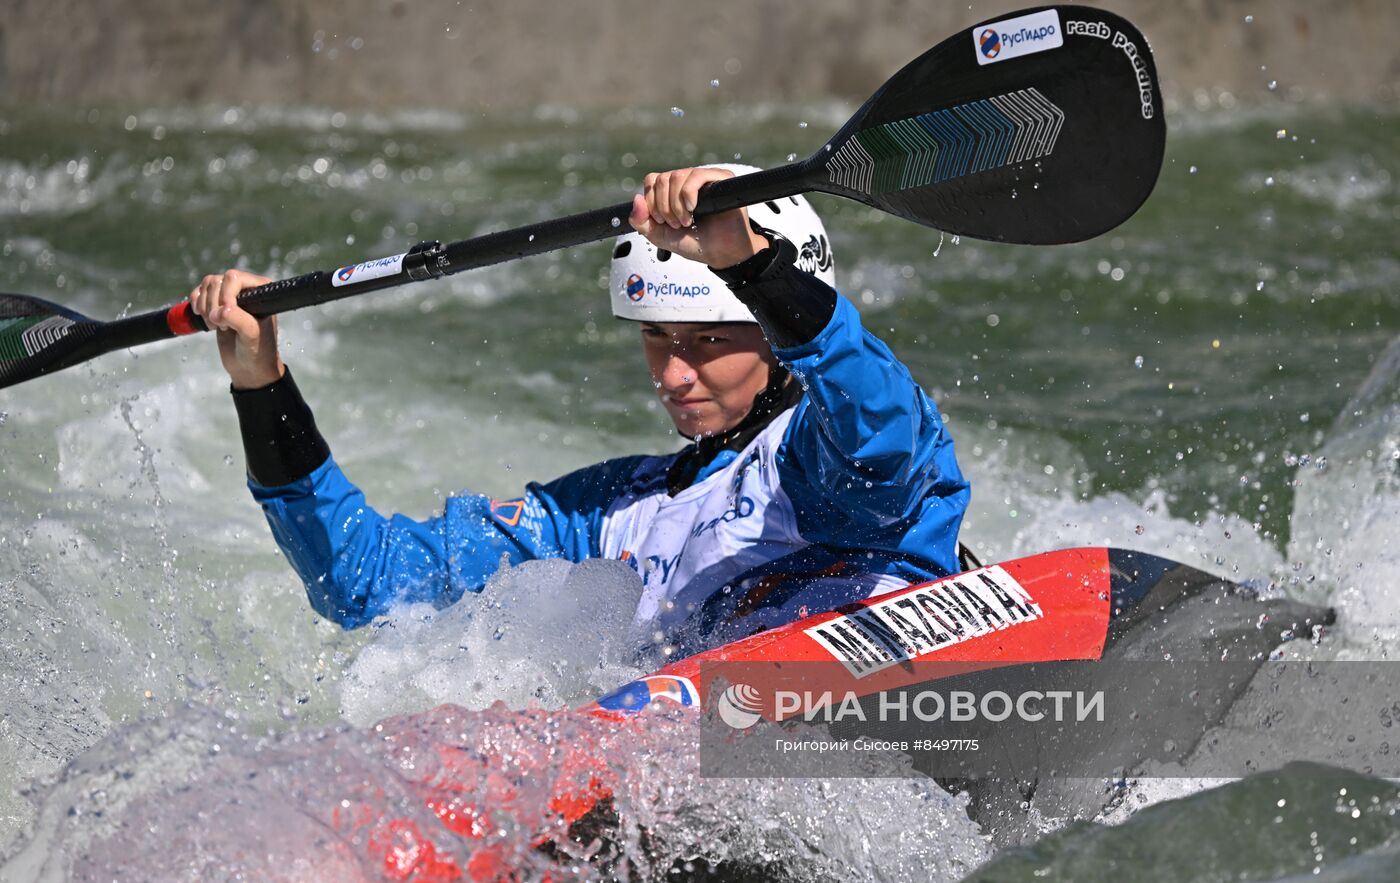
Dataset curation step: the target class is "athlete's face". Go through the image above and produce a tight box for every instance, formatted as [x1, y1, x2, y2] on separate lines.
[640, 322, 777, 438]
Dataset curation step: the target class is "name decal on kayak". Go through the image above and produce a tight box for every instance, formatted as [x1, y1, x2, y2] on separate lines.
[804, 565, 1043, 677]
[331, 252, 406, 288]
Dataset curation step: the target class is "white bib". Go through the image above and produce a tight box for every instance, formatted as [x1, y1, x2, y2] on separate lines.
[600, 411, 806, 635]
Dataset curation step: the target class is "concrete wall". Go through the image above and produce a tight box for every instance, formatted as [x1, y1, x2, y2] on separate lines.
[2, 0, 1396, 109]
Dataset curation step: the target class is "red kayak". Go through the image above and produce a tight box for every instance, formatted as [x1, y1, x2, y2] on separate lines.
[332, 546, 1329, 880]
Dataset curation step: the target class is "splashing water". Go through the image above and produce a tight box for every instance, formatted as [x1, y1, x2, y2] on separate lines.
[1287, 335, 1400, 652]
[1, 100, 1397, 879]
[340, 559, 646, 725]
[8, 703, 989, 881]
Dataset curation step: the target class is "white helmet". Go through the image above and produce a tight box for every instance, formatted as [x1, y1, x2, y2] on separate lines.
[608, 164, 835, 323]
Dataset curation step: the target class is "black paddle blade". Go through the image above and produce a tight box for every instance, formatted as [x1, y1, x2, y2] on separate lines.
[0, 294, 103, 389]
[810, 5, 1165, 244]
[0, 295, 189, 390]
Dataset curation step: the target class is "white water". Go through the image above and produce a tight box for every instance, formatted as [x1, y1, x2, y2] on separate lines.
[338, 559, 647, 725]
[2, 99, 1397, 875]
[3, 323, 1395, 879]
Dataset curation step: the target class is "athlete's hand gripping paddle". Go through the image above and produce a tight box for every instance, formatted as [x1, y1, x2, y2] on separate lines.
[1, 4, 1164, 392]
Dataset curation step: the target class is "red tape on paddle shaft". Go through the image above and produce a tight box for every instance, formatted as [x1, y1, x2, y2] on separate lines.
[165, 302, 201, 336]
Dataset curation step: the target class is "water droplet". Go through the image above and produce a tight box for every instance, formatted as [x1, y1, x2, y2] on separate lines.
[1268, 80, 1278, 91]
[798, 121, 808, 129]
[528, 234, 535, 242]
[1276, 129, 1288, 139]
[223, 454, 235, 466]
[1134, 355, 1144, 369]
[786, 153, 797, 161]
[1189, 165, 1199, 174]
[610, 217, 621, 228]
[670, 106, 685, 118]
[1264, 176, 1275, 187]
[1244, 14, 1254, 22]
[1134, 525, 1145, 535]
[710, 79, 720, 88]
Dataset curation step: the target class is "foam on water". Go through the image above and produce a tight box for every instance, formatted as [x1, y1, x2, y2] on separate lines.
[1013, 335, 1400, 831]
[5, 702, 990, 881]
[339, 559, 648, 725]
[4, 325, 1396, 877]
[1287, 335, 1400, 652]
[0, 159, 133, 219]
[2, 99, 1397, 878]
[957, 420, 1288, 585]
[121, 105, 475, 136]
[0, 316, 361, 846]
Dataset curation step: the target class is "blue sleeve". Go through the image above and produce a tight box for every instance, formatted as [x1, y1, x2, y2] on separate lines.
[249, 454, 646, 629]
[774, 294, 969, 569]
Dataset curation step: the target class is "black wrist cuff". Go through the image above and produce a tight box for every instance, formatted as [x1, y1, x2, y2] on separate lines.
[710, 231, 782, 288]
[716, 231, 838, 349]
[230, 367, 331, 487]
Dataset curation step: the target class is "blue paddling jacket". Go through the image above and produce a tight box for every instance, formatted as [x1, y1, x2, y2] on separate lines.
[231, 236, 969, 655]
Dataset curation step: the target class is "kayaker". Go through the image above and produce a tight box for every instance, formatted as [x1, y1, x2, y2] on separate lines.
[190, 164, 970, 658]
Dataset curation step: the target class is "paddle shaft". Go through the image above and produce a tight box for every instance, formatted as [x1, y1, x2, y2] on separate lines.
[169, 163, 809, 335]
[2, 5, 1166, 391]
